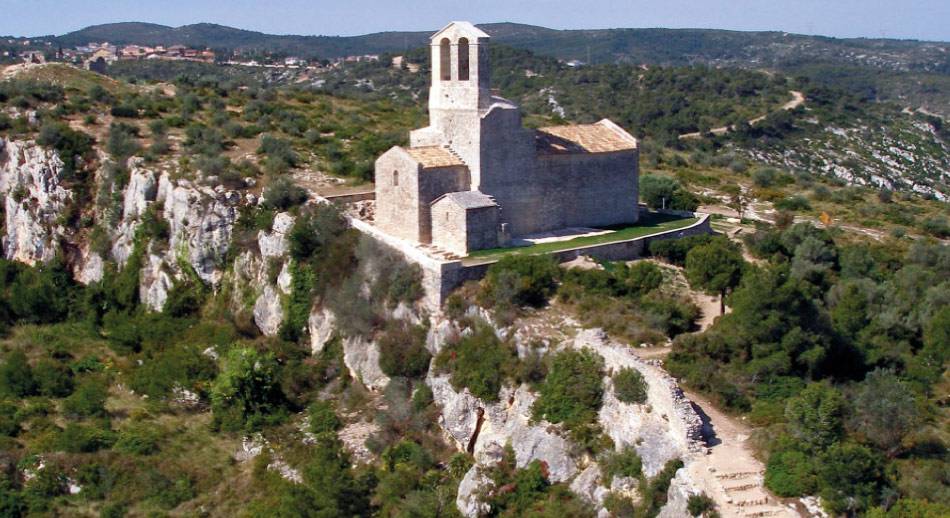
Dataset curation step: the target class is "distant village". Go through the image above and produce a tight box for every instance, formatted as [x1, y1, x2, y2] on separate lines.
[1, 36, 385, 74]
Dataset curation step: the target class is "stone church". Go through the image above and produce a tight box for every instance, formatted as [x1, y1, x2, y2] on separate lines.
[374, 22, 640, 256]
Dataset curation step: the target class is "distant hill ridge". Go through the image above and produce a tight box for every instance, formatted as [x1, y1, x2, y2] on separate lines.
[55, 21, 950, 73]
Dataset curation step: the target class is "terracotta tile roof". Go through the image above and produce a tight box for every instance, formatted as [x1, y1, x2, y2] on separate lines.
[536, 119, 638, 155]
[404, 146, 466, 168]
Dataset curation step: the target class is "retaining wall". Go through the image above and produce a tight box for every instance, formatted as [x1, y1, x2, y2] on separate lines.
[347, 210, 712, 309]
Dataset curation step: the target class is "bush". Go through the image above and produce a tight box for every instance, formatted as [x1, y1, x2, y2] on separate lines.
[32, 359, 74, 398]
[257, 134, 299, 174]
[532, 348, 604, 429]
[210, 347, 288, 431]
[765, 447, 818, 496]
[687, 493, 717, 517]
[784, 383, 844, 452]
[57, 422, 116, 453]
[775, 195, 811, 212]
[62, 377, 109, 418]
[817, 442, 887, 515]
[435, 322, 516, 402]
[600, 446, 643, 484]
[0, 400, 21, 437]
[613, 367, 648, 404]
[378, 321, 431, 379]
[308, 400, 341, 435]
[106, 122, 141, 160]
[262, 177, 308, 210]
[0, 350, 36, 397]
[114, 423, 161, 455]
[36, 121, 94, 175]
[640, 175, 699, 211]
[648, 235, 714, 266]
[481, 255, 560, 309]
[920, 216, 949, 239]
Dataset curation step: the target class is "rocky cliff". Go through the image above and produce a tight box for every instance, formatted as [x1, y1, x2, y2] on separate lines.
[0, 136, 709, 516]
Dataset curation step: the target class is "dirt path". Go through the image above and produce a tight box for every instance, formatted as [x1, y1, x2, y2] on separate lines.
[685, 390, 799, 517]
[680, 90, 804, 139]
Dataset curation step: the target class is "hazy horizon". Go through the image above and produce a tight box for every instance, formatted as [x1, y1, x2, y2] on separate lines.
[0, 0, 948, 42]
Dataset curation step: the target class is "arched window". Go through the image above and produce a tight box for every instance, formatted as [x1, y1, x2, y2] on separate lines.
[439, 38, 451, 81]
[393, 170, 399, 186]
[458, 38, 470, 80]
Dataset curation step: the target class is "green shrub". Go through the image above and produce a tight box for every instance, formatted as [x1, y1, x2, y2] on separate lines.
[481, 254, 560, 309]
[435, 322, 516, 402]
[648, 235, 715, 266]
[62, 377, 109, 418]
[0, 400, 21, 437]
[784, 383, 844, 452]
[765, 446, 818, 496]
[0, 350, 36, 397]
[106, 122, 141, 160]
[210, 347, 288, 431]
[114, 423, 161, 455]
[687, 493, 717, 517]
[613, 367, 648, 404]
[600, 446, 643, 485]
[817, 442, 887, 515]
[57, 422, 116, 453]
[262, 177, 308, 210]
[775, 195, 811, 212]
[32, 359, 74, 398]
[640, 175, 699, 211]
[532, 348, 604, 430]
[378, 321, 431, 379]
[308, 400, 341, 435]
[36, 121, 94, 176]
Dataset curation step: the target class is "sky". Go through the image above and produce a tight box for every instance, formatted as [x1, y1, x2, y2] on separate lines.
[0, 0, 948, 41]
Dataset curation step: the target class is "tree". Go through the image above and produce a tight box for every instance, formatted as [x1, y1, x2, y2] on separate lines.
[817, 442, 887, 515]
[785, 383, 844, 452]
[685, 238, 744, 314]
[849, 369, 920, 457]
[211, 347, 287, 431]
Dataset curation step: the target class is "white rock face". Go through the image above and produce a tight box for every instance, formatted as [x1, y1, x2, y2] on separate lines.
[253, 284, 284, 337]
[456, 466, 491, 517]
[656, 468, 695, 518]
[140, 253, 174, 311]
[258, 212, 294, 259]
[571, 329, 703, 476]
[164, 183, 239, 285]
[0, 138, 72, 265]
[342, 335, 390, 391]
[277, 260, 292, 295]
[122, 164, 157, 220]
[308, 305, 336, 355]
[425, 316, 459, 355]
[76, 250, 104, 284]
[427, 375, 577, 482]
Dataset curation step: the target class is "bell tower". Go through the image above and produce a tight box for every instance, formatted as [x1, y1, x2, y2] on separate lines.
[411, 22, 492, 186]
[428, 21, 491, 113]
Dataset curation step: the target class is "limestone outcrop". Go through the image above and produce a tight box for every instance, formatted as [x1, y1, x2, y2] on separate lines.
[0, 138, 72, 265]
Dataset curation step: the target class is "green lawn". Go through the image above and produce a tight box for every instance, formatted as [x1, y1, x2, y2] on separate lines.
[464, 213, 699, 264]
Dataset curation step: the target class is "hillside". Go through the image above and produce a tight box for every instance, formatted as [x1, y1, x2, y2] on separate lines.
[0, 50, 947, 518]
[54, 21, 950, 118]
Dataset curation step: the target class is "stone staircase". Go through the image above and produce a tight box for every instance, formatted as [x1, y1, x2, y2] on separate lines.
[418, 243, 461, 261]
[714, 469, 789, 517]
